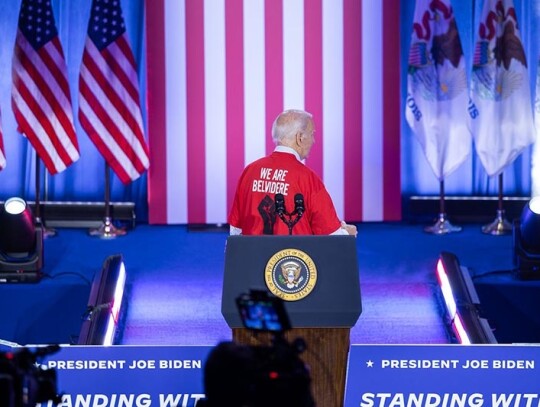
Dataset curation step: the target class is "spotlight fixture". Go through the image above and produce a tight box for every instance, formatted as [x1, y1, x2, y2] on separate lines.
[0, 197, 43, 283]
[436, 251, 497, 344]
[513, 197, 540, 280]
[78, 254, 127, 345]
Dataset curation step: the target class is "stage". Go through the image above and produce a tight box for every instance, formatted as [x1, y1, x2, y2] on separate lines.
[1, 221, 537, 347]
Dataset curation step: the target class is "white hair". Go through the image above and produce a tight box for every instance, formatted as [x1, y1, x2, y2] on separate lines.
[271, 110, 313, 144]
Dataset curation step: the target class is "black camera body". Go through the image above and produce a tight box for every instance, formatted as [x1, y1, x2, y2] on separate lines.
[0, 346, 61, 407]
[198, 290, 315, 407]
[246, 337, 314, 407]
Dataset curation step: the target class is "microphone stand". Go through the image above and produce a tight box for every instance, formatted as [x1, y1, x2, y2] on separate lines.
[277, 210, 303, 235]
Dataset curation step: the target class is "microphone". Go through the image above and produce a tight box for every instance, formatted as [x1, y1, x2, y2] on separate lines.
[294, 193, 305, 216]
[275, 193, 286, 216]
[275, 193, 303, 235]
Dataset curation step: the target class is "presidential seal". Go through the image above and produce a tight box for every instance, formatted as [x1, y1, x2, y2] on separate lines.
[264, 249, 317, 301]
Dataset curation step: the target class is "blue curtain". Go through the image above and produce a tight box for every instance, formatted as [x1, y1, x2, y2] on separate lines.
[0, 0, 147, 220]
[401, 0, 540, 197]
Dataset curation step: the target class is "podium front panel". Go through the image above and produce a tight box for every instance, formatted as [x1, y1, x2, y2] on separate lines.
[222, 235, 362, 328]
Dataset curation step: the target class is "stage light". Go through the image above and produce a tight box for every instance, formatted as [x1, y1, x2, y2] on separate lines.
[78, 254, 127, 345]
[0, 197, 43, 282]
[436, 251, 497, 344]
[513, 197, 540, 280]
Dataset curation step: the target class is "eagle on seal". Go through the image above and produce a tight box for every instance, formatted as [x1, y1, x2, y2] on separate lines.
[281, 261, 301, 289]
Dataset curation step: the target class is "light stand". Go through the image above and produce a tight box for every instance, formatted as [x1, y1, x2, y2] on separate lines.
[0, 197, 43, 282]
[513, 197, 540, 280]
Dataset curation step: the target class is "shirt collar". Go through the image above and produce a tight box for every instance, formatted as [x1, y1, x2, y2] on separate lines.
[274, 145, 303, 163]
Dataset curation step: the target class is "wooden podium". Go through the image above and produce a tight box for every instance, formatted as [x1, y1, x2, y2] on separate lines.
[222, 235, 362, 407]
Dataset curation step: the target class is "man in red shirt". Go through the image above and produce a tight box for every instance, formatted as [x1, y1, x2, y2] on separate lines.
[228, 109, 357, 237]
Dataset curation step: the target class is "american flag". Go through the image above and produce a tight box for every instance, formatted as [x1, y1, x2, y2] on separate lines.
[79, 0, 150, 185]
[145, 0, 402, 225]
[11, 0, 79, 175]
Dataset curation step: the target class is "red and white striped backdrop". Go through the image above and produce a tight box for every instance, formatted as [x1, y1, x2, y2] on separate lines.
[145, 0, 400, 225]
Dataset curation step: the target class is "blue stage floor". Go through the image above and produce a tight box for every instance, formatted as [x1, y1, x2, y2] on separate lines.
[2, 221, 534, 347]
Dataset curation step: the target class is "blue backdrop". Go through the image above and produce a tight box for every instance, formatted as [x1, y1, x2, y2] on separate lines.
[0, 0, 539, 222]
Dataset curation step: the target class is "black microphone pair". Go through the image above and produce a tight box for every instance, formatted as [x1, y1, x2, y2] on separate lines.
[275, 193, 304, 217]
[274, 193, 305, 235]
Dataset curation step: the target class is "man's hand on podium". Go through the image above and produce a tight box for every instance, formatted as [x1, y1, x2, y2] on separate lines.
[341, 221, 357, 237]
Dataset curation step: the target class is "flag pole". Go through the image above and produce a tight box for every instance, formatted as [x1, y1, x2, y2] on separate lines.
[481, 173, 512, 235]
[34, 154, 56, 238]
[88, 163, 126, 238]
[424, 180, 462, 234]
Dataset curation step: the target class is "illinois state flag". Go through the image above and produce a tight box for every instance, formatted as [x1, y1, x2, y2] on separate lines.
[405, 0, 471, 181]
[532, 56, 540, 196]
[470, 0, 535, 177]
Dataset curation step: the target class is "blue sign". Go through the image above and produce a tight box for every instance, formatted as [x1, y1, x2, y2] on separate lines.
[37, 345, 213, 407]
[345, 345, 540, 407]
[19, 344, 540, 407]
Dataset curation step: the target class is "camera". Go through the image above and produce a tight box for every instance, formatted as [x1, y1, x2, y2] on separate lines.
[236, 289, 291, 333]
[0, 345, 62, 407]
[197, 290, 315, 407]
